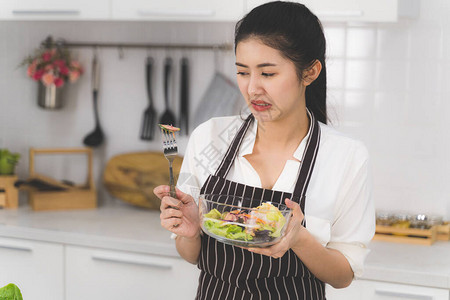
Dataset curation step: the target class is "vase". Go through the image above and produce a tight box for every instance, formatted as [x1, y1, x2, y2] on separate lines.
[37, 82, 65, 109]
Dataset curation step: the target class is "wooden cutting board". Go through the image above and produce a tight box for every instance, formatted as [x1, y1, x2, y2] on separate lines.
[103, 152, 183, 209]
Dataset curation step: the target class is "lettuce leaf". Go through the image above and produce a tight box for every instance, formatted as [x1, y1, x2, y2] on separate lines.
[204, 220, 253, 241]
[270, 217, 286, 238]
[204, 208, 222, 220]
[0, 283, 23, 300]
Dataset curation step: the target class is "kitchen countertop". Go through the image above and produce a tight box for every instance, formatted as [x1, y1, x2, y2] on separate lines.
[0, 202, 177, 257]
[0, 204, 449, 289]
[363, 240, 450, 289]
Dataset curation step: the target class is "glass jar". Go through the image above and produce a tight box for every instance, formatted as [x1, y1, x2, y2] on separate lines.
[376, 212, 395, 226]
[392, 214, 411, 229]
[410, 214, 429, 229]
[427, 215, 443, 227]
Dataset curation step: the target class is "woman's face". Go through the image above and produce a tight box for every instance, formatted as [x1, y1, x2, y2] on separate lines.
[235, 38, 305, 123]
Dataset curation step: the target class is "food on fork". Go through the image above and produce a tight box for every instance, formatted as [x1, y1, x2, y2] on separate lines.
[159, 124, 181, 132]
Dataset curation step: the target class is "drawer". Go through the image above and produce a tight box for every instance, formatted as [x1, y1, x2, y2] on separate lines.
[65, 245, 200, 300]
[0, 236, 64, 300]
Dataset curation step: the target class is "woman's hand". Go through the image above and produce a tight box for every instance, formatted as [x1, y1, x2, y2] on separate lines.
[154, 185, 200, 239]
[245, 198, 307, 258]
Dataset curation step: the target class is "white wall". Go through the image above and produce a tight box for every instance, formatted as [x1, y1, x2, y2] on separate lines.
[1, 0, 449, 218]
[325, 0, 450, 219]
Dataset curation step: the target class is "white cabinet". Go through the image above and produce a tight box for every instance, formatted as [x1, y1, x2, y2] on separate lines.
[0, 0, 110, 20]
[111, 0, 245, 21]
[0, 236, 64, 300]
[65, 245, 200, 300]
[245, 0, 418, 22]
[326, 280, 450, 300]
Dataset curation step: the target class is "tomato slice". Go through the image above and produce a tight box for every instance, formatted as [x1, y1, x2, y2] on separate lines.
[158, 124, 181, 132]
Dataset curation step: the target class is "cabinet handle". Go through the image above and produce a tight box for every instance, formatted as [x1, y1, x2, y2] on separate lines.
[316, 10, 364, 17]
[137, 9, 215, 18]
[12, 10, 80, 15]
[92, 254, 173, 270]
[0, 243, 33, 252]
[375, 289, 433, 300]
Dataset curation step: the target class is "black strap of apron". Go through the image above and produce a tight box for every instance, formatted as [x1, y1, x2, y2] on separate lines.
[214, 111, 321, 215]
[292, 111, 321, 211]
[214, 114, 254, 178]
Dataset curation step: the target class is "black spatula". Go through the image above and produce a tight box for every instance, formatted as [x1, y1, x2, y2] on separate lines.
[179, 57, 189, 135]
[159, 57, 176, 126]
[140, 57, 157, 140]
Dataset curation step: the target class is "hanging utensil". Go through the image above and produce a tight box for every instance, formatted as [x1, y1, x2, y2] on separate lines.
[140, 56, 157, 140]
[159, 57, 176, 126]
[193, 49, 241, 129]
[83, 50, 104, 147]
[193, 72, 242, 129]
[179, 57, 189, 135]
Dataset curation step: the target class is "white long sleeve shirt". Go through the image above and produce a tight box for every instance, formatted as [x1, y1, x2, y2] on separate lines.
[177, 115, 375, 278]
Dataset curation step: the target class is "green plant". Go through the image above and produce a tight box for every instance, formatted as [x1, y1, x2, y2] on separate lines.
[0, 149, 20, 175]
[0, 283, 23, 300]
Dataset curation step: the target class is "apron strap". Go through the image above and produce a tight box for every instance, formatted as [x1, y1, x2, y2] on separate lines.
[292, 111, 321, 213]
[214, 114, 254, 178]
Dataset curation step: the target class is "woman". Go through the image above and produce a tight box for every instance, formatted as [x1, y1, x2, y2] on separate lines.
[155, 1, 375, 299]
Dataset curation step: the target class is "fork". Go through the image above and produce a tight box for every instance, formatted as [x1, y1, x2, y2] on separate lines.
[161, 128, 178, 199]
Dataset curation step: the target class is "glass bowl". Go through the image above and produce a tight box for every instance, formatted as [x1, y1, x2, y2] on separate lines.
[199, 194, 292, 248]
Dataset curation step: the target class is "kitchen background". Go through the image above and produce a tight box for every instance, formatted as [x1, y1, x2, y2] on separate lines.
[0, 0, 449, 219]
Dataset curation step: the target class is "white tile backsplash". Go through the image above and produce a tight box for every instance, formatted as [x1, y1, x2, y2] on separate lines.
[326, 58, 345, 89]
[345, 60, 376, 90]
[324, 25, 346, 58]
[376, 24, 410, 60]
[409, 21, 443, 60]
[346, 27, 377, 59]
[2, 1, 450, 219]
[375, 60, 409, 93]
[373, 92, 407, 126]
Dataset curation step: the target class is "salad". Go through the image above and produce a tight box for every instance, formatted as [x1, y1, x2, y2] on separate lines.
[203, 202, 287, 243]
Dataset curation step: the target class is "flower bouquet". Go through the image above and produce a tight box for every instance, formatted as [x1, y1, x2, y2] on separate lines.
[21, 36, 84, 109]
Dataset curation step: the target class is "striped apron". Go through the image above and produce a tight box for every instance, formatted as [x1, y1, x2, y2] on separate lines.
[196, 112, 325, 300]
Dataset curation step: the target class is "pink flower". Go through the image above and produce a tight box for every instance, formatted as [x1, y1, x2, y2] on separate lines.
[42, 51, 52, 62]
[33, 69, 45, 81]
[59, 66, 69, 76]
[69, 70, 80, 82]
[70, 60, 83, 74]
[54, 77, 64, 87]
[44, 64, 54, 72]
[27, 62, 37, 77]
[53, 59, 66, 69]
[41, 72, 55, 86]
[70, 61, 81, 69]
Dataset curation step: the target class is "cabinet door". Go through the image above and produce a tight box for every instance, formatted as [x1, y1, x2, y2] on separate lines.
[326, 280, 450, 300]
[0, 0, 110, 20]
[65, 245, 200, 300]
[326, 281, 364, 300]
[111, 0, 245, 21]
[0, 236, 64, 300]
[363, 281, 450, 300]
[245, 0, 399, 22]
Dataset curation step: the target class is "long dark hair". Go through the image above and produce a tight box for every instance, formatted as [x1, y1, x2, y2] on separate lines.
[234, 1, 327, 124]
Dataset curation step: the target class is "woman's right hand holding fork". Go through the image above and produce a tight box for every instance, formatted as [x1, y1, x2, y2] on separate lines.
[154, 185, 201, 239]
